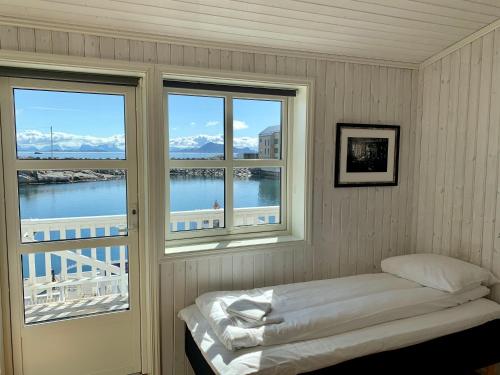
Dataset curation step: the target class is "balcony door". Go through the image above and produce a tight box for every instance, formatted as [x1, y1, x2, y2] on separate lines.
[0, 77, 142, 375]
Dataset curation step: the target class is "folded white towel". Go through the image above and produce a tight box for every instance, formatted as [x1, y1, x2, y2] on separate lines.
[232, 316, 284, 328]
[225, 298, 272, 322]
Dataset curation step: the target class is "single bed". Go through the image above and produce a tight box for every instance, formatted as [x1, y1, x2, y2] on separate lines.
[182, 299, 500, 375]
[179, 255, 500, 375]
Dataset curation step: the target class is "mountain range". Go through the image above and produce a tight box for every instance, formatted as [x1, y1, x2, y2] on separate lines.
[17, 143, 124, 152]
[170, 142, 257, 154]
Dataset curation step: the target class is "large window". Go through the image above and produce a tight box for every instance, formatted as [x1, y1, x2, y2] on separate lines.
[165, 83, 292, 240]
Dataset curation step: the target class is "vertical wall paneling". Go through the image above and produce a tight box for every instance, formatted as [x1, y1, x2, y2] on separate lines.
[18, 27, 35, 52]
[220, 49, 231, 70]
[35, 29, 52, 54]
[83, 34, 99, 58]
[388, 68, 399, 259]
[440, 51, 460, 256]
[51, 31, 69, 56]
[143, 42, 157, 64]
[432, 55, 451, 253]
[413, 29, 500, 284]
[114, 38, 130, 61]
[208, 48, 220, 70]
[157, 43, 171, 65]
[487, 29, 500, 274]
[407, 69, 420, 253]
[0, 26, 416, 375]
[130, 40, 144, 62]
[461, 39, 482, 261]
[451, 44, 471, 259]
[170, 44, 183, 66]
[398, 70, 412, 256]
[0, 26, 18, 51]
[68, 32, 84, 56]
[99, 36, 115, 60]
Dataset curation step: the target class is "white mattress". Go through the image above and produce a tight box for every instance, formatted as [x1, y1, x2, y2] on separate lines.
[181, 298, 500, 375]
[193, 273, 489, 350]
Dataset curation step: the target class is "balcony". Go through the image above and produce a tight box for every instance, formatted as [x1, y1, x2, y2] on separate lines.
[20, 206, 280, 323]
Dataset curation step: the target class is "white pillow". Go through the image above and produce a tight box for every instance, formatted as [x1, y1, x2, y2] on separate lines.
[381, 253, 498, 293]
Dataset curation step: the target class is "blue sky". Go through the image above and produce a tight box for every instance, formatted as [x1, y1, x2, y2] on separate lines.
[168, 94, 281, 149]
[14, 90, 282, 151]
[14, 89, 125, 136]
[14, 89, 126, 151]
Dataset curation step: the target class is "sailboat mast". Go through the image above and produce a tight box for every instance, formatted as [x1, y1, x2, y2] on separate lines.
[50, 125, 53, 159]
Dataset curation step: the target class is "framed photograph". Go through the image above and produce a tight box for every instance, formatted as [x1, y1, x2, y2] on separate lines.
[335, 123, 400, 187]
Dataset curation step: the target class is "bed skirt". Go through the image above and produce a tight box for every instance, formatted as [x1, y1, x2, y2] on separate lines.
[185, 319, 500, 375]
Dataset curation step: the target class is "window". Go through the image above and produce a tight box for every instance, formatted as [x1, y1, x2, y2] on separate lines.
[165, 83, 292, 240]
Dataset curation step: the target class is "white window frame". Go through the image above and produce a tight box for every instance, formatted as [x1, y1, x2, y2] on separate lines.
[165, 86, 292, 243]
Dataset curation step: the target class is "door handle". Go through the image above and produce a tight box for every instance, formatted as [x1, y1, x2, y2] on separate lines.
[128, 204, 139, 232]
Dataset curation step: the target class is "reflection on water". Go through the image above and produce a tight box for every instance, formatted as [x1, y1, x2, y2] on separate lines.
[170, 174, 280, 212]
[19, 179, 127, 220]
[18, 174, 281, 219]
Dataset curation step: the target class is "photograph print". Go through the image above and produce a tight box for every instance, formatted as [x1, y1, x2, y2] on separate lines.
[335, 123, 400, 187]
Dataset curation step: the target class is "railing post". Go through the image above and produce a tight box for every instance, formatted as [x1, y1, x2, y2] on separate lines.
[60, 254, 67, 301]
[45, 252, 53, 300]
[28, 253, 36, 304]
[91, 248, 97, 277]
[119, 246, 127, 297]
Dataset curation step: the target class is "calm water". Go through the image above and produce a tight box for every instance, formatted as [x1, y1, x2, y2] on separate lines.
[19, 151, 246, 160]
[18, 151, 125, 160]
[20, 175, 279, 276]
[19, 176, 280, 219]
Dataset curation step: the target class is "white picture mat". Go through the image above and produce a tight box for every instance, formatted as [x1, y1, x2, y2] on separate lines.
[339, 127, 396, 184]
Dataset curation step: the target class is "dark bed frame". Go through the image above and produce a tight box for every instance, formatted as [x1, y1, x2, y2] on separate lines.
[185, 319, 500, 374]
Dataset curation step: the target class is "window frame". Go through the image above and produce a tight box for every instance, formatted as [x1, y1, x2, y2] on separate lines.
[164, 86, 291, 242]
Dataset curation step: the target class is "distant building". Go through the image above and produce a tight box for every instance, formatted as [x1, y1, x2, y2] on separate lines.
[258, 125, 280, 159]
[242, 152, 259, 159]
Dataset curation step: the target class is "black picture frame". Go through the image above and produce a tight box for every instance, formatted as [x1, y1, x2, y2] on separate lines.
[334, 123, 400, 188]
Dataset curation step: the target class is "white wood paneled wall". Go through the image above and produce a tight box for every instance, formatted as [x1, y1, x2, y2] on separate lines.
[412, 28, 500, 280]
[0, 25, 417, 375]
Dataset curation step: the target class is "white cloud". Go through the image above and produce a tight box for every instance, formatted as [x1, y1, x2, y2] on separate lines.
[189, 122, 196, 126]
[233, 120, 248, 130]
[16, 129, 125, 151]
[233, 136, 258, 149]
[169, 134, 257, 150]
[29, 106, 83, 112]
[205, 121, 219, 127]
[169, 134, 223, 149]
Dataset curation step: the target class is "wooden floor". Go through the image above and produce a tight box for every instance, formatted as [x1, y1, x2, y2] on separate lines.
[24, 294, 129, 324]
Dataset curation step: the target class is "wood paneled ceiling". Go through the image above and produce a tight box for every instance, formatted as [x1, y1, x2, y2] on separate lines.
[0, 0, 499, 65]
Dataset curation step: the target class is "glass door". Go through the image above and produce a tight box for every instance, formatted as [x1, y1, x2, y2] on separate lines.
[0, 77, 141, 375]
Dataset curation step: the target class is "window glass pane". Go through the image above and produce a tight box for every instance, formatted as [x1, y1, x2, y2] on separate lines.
[18, 170, 128, 243]
[169, 168, 225, 231]
[233, 99, 282, 160]
[233, 167, 281, 226]
[22, 247, 129, 324]
[168, 94, 225, 160]
[14, 89, 126, 160]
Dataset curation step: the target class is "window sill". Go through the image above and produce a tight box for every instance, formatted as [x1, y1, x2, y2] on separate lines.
[163, 235, 304, 259]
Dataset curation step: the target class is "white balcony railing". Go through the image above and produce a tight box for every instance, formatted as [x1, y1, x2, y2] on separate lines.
[20, 206, 280, 309]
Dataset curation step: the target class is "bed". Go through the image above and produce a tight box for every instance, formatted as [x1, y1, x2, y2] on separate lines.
[179, 254, 500, 375]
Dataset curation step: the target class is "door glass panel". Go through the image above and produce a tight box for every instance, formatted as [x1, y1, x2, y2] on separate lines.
[18, 170, 128, 243]
[167, 94, 225, 160]
[169, 168, 225, 231]
[233, 99, 282, 160]
[234, 167, 281, 226]
[14, 89, 126, 160]
[22, 247, 130, 324]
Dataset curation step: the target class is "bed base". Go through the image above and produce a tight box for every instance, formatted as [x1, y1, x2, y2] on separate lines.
[185, 319, 500, 374]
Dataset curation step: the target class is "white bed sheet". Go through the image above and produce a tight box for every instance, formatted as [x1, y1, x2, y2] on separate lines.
[181, 298, 500, 375]
[194, 273, 489, 350]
